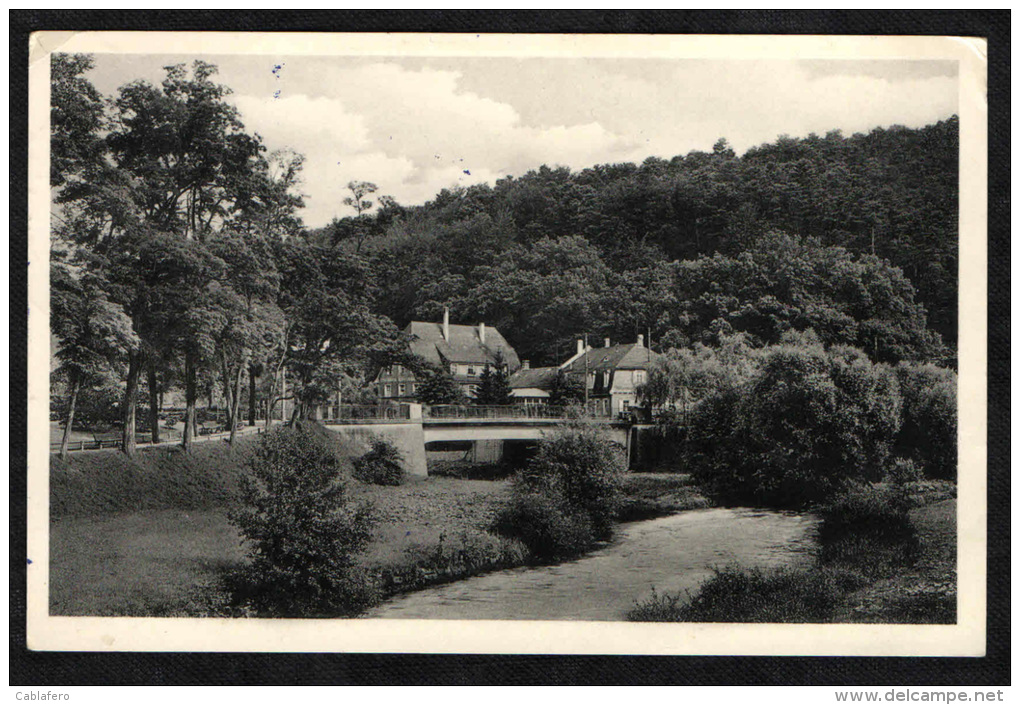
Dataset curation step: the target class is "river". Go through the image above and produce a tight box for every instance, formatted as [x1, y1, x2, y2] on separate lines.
[368, 507, 820, 621]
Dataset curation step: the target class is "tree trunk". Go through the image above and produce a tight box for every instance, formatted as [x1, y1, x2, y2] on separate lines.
[220, 354, 234, 429]
[147, 358, 161, 444]
[122, 352, 141, 456]
[59, 373, 81, 460]
[228, 362, 244, 446]
[183, 350, 197, 452]
[248, 363, 258, 427]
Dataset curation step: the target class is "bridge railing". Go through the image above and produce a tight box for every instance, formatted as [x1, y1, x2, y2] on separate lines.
[331, 404, 412, 421]
[424, 404, 570, 420]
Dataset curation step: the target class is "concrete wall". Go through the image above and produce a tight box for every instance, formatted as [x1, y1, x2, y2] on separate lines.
[324, 422, 429, 477]
[325, 414, 634, 477]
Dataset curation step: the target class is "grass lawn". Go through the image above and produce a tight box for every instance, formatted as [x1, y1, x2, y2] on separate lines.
[49, 476, 512, 616]
[49, 509, 246, 616]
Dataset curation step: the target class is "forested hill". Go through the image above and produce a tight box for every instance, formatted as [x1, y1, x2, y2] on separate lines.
[318, 119, 957, 365]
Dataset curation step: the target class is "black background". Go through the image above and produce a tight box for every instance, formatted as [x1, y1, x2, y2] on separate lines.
[10, 10, 1010, 686]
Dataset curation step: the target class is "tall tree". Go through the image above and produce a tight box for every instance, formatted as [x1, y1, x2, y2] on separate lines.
[51, 266, 138, 458]
[107, 60, 264, 240]
[275, 240, 404, 421]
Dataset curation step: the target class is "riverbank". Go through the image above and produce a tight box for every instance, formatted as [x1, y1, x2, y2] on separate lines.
[628, 485, 956, 624]
[49, 462, 705, 616]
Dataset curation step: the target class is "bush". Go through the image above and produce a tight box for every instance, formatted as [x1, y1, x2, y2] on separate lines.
[228, 427, 378, 617]
[628, 566, 869, 623]
[692, 333, 904, 507]
[377, 530, 529, 594]
[353, 439, 407, 486]
[885, 457, 924, 486]
[819, 483, 913, 545]
[490, 491, 596, 561]
[517, 421, 624, 539]
[894, 362, 957, 480]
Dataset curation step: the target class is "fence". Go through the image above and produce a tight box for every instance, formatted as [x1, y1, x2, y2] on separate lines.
[50, 425, 265, 454]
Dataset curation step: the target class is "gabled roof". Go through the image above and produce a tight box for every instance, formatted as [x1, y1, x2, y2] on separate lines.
[508, 366, 559, 390]
[406, 321, 521, 370]
[560, 342, 661, 375]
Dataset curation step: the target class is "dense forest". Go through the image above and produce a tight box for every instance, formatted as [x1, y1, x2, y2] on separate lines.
[49, 55, 959, 457]
[318, 116, 958, 363]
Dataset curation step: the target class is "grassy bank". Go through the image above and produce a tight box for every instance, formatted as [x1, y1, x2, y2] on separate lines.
[618, 473, 711, 522]
[50, 436, 260, 517]
[629, 483, 956, 624]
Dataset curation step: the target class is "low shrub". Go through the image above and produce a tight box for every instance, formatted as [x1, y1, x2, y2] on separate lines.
[617, 473, 711, 522]
[490, 491, 596, 562]
[228, 426, 378, 617]
[376, 530, 528, 595]
[816, 483, 920, 577]
[820, 483, 912, 544]
[629, 566, 870, 623]
[353, 439, 407, 486]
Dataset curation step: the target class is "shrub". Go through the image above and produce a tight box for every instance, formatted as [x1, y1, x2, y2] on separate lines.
[885, 457, 924, 486]
[708, 334, 903, 507]
[353, 439, 406, 486]
[628, 566, 869, 623]
[490, 490, 596, 562]
[517, 421, 624, 539]
[819, 483, 912, 545]
[894, 362, 957, 480]
[377, 530, 528, 594]
[228, 426, 378, 617]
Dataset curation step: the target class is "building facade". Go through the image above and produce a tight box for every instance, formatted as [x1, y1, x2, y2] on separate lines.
[373, 308, 521, 401]
[509, 335, 662, 416]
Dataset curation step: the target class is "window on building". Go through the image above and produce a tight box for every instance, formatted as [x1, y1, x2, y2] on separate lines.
[398, 383, 406, 396]
[622, 400, 630, 410]
[634, 371, 645, 384]
[467, 367, 476, 376]
[383, 384, 391, 397]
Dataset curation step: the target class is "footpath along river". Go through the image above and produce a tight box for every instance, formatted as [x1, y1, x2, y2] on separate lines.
[368, 507, 821, 621]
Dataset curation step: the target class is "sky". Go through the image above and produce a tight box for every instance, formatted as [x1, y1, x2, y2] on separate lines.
[85, 54, 959, 229]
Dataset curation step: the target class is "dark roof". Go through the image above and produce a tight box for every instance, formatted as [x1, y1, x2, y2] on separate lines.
[561, 343, 661, 375]
[406, 321, 521, 370]
[508, 366, 559, 390]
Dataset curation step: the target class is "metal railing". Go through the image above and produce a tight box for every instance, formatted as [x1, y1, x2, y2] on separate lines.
[330, 404, 411, 421]
[424, 404, 570, 420]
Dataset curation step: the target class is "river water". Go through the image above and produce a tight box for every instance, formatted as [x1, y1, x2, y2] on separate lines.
[368, 507, 820, 621]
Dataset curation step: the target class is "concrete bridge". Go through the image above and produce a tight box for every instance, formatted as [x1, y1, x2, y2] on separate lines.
[321, 404, 635, 477]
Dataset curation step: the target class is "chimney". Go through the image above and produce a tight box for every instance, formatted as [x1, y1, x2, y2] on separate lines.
[442, 307, 450, 341]
[522, 360, 530, 370]
[576, 339, 584, 356]
[604, 337, 611, 348]
[637, 334, 644, 347]
[478, 321, 486, 344]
